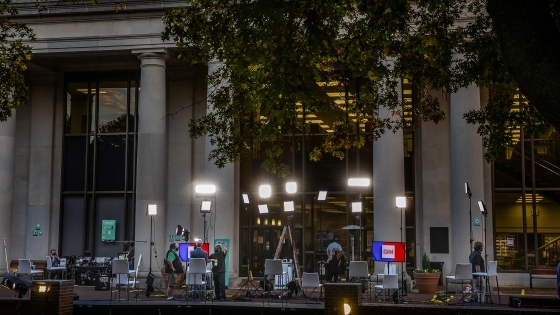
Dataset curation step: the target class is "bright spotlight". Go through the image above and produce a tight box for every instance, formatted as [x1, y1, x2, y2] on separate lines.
[351, 202, 362, 213]
[284, 201, 295, 212]
[200, 201, 212, 213]
[147, 204, 157, 215]
[318, 191, 327, 201]
[478, 200, 487, 214]
[259, 185, 272, 198]
[348, 178, 370, 187]
[242, 194, 250, 204]
[286, 182, 297, 194]
[396, 197, 406, 208]
[258, 204, 269, 214]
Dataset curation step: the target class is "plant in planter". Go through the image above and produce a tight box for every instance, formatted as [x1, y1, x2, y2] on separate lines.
[413, 252, 441, 294]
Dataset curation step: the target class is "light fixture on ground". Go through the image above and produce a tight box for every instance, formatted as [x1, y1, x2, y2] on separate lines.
[284, 201, 295, 212]
[195, 184, 216, 243]
[145, 204, 164, 296]
[258, 204, 269, 214]
[396, 196, 408, 301]
[348, 178, 370, 260]
[351, 202, 362, 213]
[200, 200, 212, 242]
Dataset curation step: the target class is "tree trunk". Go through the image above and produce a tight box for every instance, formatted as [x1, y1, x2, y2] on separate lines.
[487, 0, 560, 130]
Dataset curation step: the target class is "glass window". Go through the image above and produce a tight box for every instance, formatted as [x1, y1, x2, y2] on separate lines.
[63, 136, 86, 191]
[96, 135, 126, 191]
[97, 81, 128, 133]
[65, 82, 89, 135]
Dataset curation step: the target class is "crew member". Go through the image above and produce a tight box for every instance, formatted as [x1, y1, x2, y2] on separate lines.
[469, 241, 485, 302]
[209, 242, 228, 301]
[165, 242, 183, 301]
[49, 249, 63, 279]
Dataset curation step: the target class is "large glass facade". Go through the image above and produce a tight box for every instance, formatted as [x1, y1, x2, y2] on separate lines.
[61, 72, 139, 257]
[239, 79, 415, 277]
[494, 91, 560, 270]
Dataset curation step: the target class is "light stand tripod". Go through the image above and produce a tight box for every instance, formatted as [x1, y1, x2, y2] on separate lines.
[146, 205, 165, 297]
[398, 206, 410, 303]
[477, 201, 495, 304]
[466, 182, 474, 255]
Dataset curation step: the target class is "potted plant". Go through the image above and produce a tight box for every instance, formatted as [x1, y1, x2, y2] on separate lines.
[413, 252, 441, 294]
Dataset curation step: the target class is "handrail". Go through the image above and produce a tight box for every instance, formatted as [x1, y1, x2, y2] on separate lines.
[538, 235, 560, 251]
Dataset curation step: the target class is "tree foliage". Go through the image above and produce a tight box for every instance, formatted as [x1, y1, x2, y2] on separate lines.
[162, 0, 559, 170]
[0, 0, 34, 122]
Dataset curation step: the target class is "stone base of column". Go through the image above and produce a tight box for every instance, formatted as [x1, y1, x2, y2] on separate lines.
[30, 280, 74, 315]
[323, 283, 363, 315]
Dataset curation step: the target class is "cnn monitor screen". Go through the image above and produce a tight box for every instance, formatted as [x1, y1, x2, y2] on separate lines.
[371, 241, 405, 262]
[178, 243, 210, 262]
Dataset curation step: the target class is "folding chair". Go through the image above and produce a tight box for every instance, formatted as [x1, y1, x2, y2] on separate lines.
[46, 256, 67, 279]
[301, 272, 322, 303]
[445, 263, 473, 304]
[349, 261, 370, 300]
[17, 259, 43, 281]
[111, 258, 129, 301]
[263, 259, 285, 306]
[373, 274, 399, 303]
[186, 258, 209, 304]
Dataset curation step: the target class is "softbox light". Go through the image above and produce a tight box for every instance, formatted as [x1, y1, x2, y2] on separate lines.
[200, 201, 212, 213]
[284, 201, 294, 212]
[258, 204, 269, 214]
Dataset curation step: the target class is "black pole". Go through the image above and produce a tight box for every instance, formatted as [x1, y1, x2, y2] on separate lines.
[466, 183, 473, 254]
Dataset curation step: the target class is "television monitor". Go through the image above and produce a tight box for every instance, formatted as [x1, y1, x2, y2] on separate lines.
[371, 241, 406, 262]
[178, 242, 210, 262]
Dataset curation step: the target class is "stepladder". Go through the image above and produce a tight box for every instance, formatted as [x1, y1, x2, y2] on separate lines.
[270, 225, 301, 288]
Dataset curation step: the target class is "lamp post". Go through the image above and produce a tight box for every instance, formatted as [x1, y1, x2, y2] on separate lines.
[196, 184, 216, 243]
[348, 178, 370, 261]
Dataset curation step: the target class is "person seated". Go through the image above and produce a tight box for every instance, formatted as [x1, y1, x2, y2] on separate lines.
[49, 249, 63, 279]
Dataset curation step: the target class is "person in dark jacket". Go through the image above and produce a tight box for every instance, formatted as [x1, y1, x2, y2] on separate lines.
[209, 243, 228, 301]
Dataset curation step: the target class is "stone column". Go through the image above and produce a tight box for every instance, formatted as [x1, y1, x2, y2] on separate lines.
[449, 82, 484, 268]
[135, 51, 168, 275]
[373, 79, 405, 274]
[26, 80, 56, 259]
[0, 110, 16, 273]
[202, 60, 238, 279]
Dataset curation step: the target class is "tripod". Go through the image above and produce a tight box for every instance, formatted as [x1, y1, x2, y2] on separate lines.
[146, 211, 165, 297]
[398, 206, 410, 303]
[232, 269, 262, 300]
[466, 182, 474, 256]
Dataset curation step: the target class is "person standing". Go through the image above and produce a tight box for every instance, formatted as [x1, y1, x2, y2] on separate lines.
[209, 243, 228, 301]
[127, 241, 135, 271]
[469, 241, 485, 302]
[325, 238, 342, 283]
[326, 248, 343, 283]
[165, 242, 183, 301]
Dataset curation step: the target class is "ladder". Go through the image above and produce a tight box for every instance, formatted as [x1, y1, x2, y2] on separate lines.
[271, 225, 301, 286]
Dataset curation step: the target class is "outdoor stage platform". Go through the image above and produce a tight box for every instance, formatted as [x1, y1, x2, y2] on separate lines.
[1, 283, 559, 314]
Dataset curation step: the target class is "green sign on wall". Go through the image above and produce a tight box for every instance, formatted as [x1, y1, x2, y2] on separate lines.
[102, 220, 116, 241]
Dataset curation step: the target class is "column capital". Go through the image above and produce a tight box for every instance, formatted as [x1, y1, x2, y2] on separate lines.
[135, 49, 169, 68]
